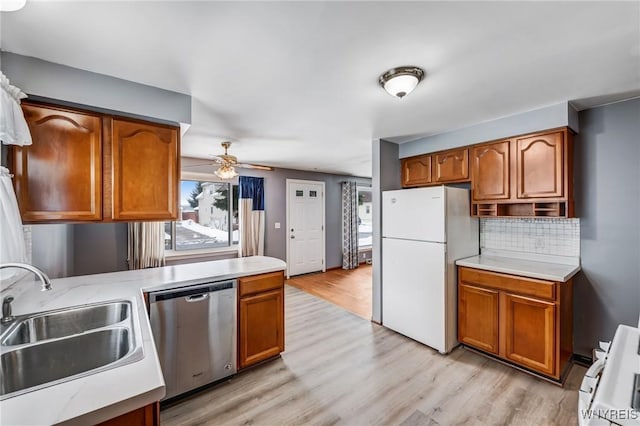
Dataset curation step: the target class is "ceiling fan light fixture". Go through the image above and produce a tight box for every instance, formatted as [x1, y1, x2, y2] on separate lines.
[214, 163, 238, 179]
[379, 66, 425, 99]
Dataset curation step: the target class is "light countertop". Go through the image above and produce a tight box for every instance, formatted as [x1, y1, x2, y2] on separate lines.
[0, 256, 286, 426]
[455, 250, 580, 282]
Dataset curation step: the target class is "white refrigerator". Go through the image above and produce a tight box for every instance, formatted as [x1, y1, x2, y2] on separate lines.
[382, 186, 478, 354]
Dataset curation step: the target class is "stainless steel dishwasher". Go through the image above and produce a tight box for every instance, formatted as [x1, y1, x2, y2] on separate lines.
[149, 280, 237, 400]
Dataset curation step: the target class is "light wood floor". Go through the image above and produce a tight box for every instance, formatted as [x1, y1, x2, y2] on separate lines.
[286, 265, 372, 320]
[161, 286, 585, 426]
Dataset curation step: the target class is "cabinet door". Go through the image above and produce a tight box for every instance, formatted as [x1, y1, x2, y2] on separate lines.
[471, 141, 510, 201]
[97, 401, 159, 426]
[239, 288, 284, 368]
[401, 155, 431, 187]
[434, 148, 469, 183]
[504, 293, 556, 376]
[13, 103, 102, 222]
[458, 283, 499, 354]
[516, 131, 563, 199]
[111, 118, 179, 220]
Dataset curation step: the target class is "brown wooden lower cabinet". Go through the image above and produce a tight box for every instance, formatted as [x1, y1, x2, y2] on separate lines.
[97, 401, 159, 426]
[458, 266, 573, 382]
[503, 293, 556, 376]
[458, 283, 499, 354]
[238, 271, 285, 369]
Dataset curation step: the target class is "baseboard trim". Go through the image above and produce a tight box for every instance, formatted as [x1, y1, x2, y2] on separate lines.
[572, 353, 593, 367]
[461, 345, 568, 386]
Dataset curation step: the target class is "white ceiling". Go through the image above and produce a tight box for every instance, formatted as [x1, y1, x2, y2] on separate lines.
[2, 1, 639, 177]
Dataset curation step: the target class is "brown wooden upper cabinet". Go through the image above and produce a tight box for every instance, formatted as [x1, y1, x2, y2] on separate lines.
[433, 148, 469, 183]
[471, 141, 510, 201]
[111, 118, 179, 221]
[401, 154, 431, 187]
[469, 128, 574, 217]
[13, 103, 103, 222]
[401, 147, 470, 188]
[515, 131, 564, 199]
[11, 101, 179, 223]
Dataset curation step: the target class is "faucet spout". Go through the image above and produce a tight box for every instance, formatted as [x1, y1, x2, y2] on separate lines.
[0, 263, 52, 291]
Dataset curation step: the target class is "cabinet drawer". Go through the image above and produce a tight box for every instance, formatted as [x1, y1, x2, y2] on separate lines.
[459, 267, 556, 301]
[239, 271, 284, 297]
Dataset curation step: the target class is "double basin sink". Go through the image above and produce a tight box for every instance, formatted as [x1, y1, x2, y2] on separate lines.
[0, 300, 144, 400]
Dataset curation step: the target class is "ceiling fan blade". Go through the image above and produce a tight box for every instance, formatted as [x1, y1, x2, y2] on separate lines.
[235, 163, 274, 171]
[183, 162, 214, 168]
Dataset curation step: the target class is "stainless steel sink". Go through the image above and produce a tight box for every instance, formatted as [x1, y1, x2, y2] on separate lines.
[1, 328, 131, 396]
[2, 302, 130, 346]
[0, 300, 144, 400]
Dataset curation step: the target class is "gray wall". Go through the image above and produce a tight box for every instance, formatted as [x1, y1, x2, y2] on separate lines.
[31, 224, 74, 279]
[50, 164, 371, 277]
[30, 223, 128, 277]
[399, 102, 579, 158]
[73, 223, 128, 276]
[251, 168, 371, 269]
[183, 159, 371, 269]
[371, 139, 401, 323]
[1, 52, 191, 126]
[573, 97, 640, 356]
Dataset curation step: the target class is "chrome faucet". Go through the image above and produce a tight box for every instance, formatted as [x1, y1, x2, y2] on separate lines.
[0, 262, 52, 291]
[1, 296, 15, 324]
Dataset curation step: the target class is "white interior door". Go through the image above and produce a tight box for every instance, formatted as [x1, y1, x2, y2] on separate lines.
[286, 179, 325, 277]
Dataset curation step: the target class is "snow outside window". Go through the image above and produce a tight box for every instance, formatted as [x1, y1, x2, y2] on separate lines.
[357, 187, 372, 248]
[165, 180, 239, 251]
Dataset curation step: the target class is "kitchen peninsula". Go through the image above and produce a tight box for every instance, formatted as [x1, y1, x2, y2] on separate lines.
[0, 256, 286, 426]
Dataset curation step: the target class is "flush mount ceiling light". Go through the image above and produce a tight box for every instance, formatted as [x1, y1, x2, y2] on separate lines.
[0, 0, 27, 12]
[214, 163, 238, 179]
[379, 66, 425, 99]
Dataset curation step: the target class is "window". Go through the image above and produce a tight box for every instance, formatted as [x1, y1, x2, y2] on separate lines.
[357, 187, 372, 248]
[165, 179, 239, 251]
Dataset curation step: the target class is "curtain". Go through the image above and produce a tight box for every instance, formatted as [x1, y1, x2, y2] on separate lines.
[0, 167, 27, 281]
[0, 71, 32, 147]
[239, 176, 265, 257]
[341, 181, 359, 270]
[0, 73, 31, 280]
[127, 222, 166, 270]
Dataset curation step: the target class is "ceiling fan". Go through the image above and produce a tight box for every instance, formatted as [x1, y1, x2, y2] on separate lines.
[185, 141, 274, 179]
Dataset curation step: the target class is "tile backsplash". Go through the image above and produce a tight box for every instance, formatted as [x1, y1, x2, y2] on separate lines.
[480, 218, 580, 257]
[23, 225, 32, 263]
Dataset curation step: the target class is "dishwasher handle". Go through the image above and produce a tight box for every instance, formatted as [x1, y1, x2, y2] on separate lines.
[186, 293, 209, 303]
[149, 280, 236, 303]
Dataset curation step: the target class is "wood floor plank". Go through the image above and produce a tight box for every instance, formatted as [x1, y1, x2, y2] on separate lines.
[161, 285, 585, 426]
[286, 265, 372, 320]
